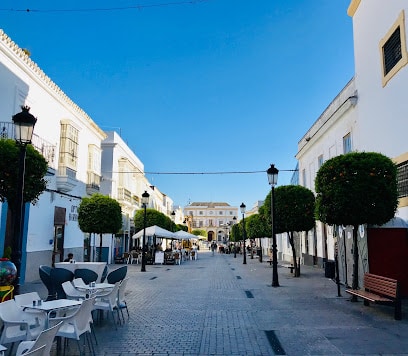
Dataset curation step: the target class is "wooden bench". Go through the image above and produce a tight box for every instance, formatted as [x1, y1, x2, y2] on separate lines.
[281, 264, 294, 273]
[346, 273, 402, 320]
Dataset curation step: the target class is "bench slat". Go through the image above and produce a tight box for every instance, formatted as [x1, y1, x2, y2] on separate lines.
[346, 273, 402, 320]
[346, 289, 392, 303]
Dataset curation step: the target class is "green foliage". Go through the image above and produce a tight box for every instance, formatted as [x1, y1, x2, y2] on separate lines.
[192, 229, 206, 237]
[0, 139, 48, 211]
[315, 152, 398, 226]
[245, 214, 269, 238]
[78, 193, 122, 234]
[176, 224, 188, 232]
[3, 246, 11, 259]
[133, 208, 175, 233]
[230, 221, 243, 242]
[262, 185, 315, 234]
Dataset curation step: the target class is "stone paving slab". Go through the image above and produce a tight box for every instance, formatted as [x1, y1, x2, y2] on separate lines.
[18, 251, 408, 355]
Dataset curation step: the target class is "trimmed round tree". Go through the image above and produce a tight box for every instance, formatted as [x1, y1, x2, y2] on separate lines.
[262, 185, 315, 277]
[245, 213, 270, 262]
[78, 194, 122, 262]
[315, 152, 398, 292]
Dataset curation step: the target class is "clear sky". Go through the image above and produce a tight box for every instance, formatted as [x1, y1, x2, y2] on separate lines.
[0, 0, 354, 210]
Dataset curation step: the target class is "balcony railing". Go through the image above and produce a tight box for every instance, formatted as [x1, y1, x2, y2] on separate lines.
[117, 187, 132, 203]
[1, 121, 56, 169]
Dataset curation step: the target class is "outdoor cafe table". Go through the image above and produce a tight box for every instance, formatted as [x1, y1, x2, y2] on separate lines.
[22, 299, 82, 328]
[75, 283, 114, 296]
[54, 262, 107, 282]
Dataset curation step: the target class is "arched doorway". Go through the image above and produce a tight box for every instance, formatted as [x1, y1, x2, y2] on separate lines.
[208, 231, 214, 242]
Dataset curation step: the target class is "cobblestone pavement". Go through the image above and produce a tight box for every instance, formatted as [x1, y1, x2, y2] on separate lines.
[21, 250, 408, 355]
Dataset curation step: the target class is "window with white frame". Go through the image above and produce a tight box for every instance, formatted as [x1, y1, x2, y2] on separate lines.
[318, 155, 324, 169]
[380, 10, 408, 86]
[59, 121, 79, 177]
[87, 145, 101, 188]
[302, 169, 306, 187]
[343, 133, 352, 153]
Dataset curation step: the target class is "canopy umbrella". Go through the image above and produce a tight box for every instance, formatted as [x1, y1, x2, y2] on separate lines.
[174, 230, 197, 240]
[132, 225, 176, 240]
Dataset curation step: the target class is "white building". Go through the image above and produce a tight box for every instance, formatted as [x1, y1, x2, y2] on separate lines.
[183, 202, 238, 242]
[0, 30, 176, 283]
[0, 29, 106, 282]
[288, 1, 408, 285]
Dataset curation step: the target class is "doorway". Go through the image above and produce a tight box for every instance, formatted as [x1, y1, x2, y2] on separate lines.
[52, 207, 66, 266]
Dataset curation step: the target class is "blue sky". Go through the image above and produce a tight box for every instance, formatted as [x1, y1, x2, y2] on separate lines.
[0, 0, 354, 209]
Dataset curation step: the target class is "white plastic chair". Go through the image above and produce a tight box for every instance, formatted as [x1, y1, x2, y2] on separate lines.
[21, 344, 47, 356]
[14, 292, 47, 328]
[93, 282, 121, 330]
[62, 281, 87, 300]
[49, 297, 96, 356]
[117, 278, 129, 323]
[73, 278, 87, 288]
[0, 300, 43, 354]
[16, 321, 63, 356]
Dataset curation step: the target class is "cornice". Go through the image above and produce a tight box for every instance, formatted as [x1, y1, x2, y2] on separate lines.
[0, 29, 106, 139]
[347, 0, 361, 17]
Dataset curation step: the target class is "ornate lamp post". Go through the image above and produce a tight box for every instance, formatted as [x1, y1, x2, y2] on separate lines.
[11, 106, 37, 294]
[141, 191, 150, 272]
[267, 164, 280, 287]
[240, 203, 247, 265]
[233, 216, 237, 258]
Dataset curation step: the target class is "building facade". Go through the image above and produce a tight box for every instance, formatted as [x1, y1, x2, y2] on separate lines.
[0, 30, 175, 283]
[183, 202, 238, 243]
[286, 1, 408, 287]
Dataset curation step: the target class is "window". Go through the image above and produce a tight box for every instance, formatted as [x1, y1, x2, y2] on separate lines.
[302, 169, 306, 187]
[380, 11, 408, 86]
[383, 28, 402, 75]
[87, 145, 101, 190]
[59, 121, 79, 176]
[343, 133, 352, 154]
[219, 211, 223, 215]
[397, 160, 408, 199]
[199, 211, 203, 215]
[318, 155, 324, 169]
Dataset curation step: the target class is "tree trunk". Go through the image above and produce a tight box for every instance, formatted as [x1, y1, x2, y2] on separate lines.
[99, 233, 103, 262]
[288, 232, 299, 277]
[351, 225, 359, 301]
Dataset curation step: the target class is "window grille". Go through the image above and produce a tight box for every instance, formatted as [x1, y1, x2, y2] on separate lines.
[383, 27, 402, 75]
[397, 161, 408, 198]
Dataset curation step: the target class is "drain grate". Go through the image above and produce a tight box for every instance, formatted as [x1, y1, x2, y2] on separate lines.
[236, 276, 242, 279]
[265, 330, 285, 355]
[150, 276, 157, 280]
[245, 290, 254, 298]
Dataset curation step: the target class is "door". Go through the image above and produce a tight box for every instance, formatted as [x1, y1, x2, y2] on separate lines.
[52, 207, 66, 266]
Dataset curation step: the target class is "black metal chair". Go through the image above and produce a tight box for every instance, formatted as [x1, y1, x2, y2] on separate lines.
[49, 268, 74, 299]
[74, 268, 98, 285]
[100, 265, 108, 283]
[39, 265, 56, 301]
[106, 265, 127, 284]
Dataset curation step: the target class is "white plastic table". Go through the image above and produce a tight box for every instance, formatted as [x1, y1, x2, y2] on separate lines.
[22, 299, 82, 328]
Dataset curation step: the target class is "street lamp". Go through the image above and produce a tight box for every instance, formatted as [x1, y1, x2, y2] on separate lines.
[233, 216, 237, 258]
[171, 210, 176, 232]
[267, 164, 280, 287]
[240, 203, 247, 265]
[141, 190, 150, 272]
[11, 106, 37, 294]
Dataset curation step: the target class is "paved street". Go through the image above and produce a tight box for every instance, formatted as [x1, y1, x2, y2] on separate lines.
[23, 250, 408, 355]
